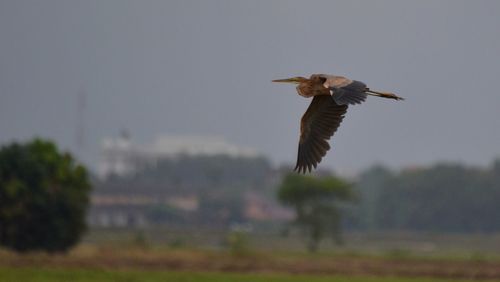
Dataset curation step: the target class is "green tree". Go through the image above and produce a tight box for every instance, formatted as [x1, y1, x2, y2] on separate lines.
[277, 173, 353, 252]
[353, 165, 393, 230]
[372, 163, 500, 233]
[0, 139, 91, 252]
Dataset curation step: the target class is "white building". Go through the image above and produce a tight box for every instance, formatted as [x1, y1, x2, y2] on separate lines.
[98, 135, 260, 178]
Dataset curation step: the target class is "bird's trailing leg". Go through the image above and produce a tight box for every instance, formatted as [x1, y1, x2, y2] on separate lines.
[366, 89, 404, 100]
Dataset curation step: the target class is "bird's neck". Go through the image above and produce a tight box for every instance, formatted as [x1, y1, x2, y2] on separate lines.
[297, 81, 329, 98]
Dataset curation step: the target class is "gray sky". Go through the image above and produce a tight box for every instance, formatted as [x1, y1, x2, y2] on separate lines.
[1, 0, 500, 173]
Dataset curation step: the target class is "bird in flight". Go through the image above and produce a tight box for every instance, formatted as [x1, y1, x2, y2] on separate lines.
[273, 74, 403, 173]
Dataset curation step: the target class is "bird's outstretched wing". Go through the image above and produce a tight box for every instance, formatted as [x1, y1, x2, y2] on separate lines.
[322, 75, 368, 105]
[295, 95, 348, 173]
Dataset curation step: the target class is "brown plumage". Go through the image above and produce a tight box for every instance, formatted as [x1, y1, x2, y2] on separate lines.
[273, 74, 404, 173]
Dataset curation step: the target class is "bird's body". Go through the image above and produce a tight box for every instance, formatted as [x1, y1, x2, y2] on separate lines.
[273, 74, 403, 173]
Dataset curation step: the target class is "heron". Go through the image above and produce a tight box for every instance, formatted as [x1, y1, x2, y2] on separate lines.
[273, 74, 403, 173]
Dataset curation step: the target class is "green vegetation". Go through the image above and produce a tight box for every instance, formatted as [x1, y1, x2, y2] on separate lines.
[107, 154, 271, 191]
[351, 161, 500, 232]
[96, 150, 500, 234]
[0, 139, 91, 252]
[278, 173, 353, 252]
[226, 230, 251, 256]
[94, 151, 500, 234]
[96, 154, 271, 227]
[1, 239, 500, 281]
[0, 268, 488, 282]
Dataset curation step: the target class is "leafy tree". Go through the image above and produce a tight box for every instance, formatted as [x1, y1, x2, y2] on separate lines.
[352, 162, 500, 233]
[277, 174, 353, 252]
[348, 164, 393, 231]
[0, 139, 91, 252]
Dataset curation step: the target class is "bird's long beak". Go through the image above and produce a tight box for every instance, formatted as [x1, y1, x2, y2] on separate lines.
[272, 77, 302, 84]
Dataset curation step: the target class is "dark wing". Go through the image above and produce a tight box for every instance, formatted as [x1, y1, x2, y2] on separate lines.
[295, 95, 348, 173]
[322, 75, 368, 105]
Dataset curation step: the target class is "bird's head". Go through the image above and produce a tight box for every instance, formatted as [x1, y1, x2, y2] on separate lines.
[272, 76, 308, 84]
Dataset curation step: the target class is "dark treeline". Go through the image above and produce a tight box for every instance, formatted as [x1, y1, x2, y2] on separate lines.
[103, 155, 273, 194]
[348, 160, 500, 233]
[94, 155, 276, 227]
[95, 154, 500, 233]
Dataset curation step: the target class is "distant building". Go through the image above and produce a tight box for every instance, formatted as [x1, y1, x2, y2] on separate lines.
[88, 193, 199, 228]
[89, 134, 273, 228]
[98, 134, 260, 179]
[244, 191, 293, 221]
[87, 191, 293, 228]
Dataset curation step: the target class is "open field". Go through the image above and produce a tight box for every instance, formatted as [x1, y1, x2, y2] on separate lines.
[0, 268, 493, 282]
[2, 244, 500, 281]
[84, 228, 500, 261]
[3, 230, 500, 281]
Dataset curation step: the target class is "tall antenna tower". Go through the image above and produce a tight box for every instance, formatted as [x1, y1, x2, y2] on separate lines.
[76, 87, 86, 154]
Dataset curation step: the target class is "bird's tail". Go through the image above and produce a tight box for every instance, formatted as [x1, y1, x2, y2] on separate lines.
[365, 89, 404, 101]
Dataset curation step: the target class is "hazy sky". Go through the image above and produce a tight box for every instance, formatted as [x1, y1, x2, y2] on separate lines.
[1, 0, 500, 173]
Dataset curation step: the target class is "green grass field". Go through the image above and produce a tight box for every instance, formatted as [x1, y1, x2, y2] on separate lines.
[0, 268, 489, 282]
[2, 230, 500, 282]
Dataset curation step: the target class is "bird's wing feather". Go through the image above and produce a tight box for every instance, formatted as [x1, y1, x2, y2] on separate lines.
[295, 95, 348, 173]
[322, 75, 368, 105]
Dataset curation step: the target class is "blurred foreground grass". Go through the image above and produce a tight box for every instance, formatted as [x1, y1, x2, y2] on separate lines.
[0, 268, 491, 282]
[2, 230, 500, 281]
[82, 228, 500, 262]
[2, 243, 500, 281]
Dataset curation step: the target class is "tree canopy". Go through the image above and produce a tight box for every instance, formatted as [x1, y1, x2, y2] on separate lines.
[0, 139, 91, 252]
[350, 161, 500, 233]
[277, 174, 354, 252]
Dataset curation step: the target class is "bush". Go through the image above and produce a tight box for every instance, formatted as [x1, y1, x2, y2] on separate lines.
[0, 139, 91, 252]
[227, 230, 251, 256]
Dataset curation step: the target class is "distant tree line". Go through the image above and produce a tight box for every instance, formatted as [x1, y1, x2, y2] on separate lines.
[6, 137, 500, 255]
[96, 154, 273, 227]
[97, 152, 500, 233]
[104, 154, 272, 193]
[347, 160, 500, 233]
